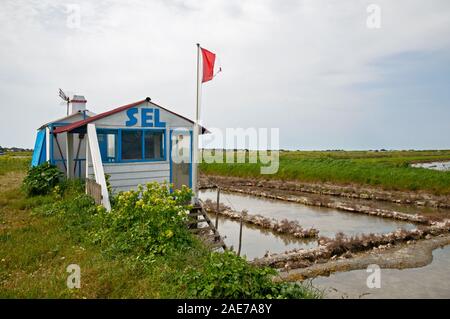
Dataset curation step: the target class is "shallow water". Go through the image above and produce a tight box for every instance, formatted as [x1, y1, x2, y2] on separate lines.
[209, 215, 317, 260]
[310, 245, 450, 299]
[200, 190, 417, 259]
[411, 161, 450, 171]
[200, 190, 417, 238]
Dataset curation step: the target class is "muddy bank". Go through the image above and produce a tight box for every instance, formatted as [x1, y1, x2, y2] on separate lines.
[202, 199, 319, 239]
[200, 175, 450, 209]
[278, 234, 450, 282]
[309, 244, 450, 298]
[251, 221, 450, 270]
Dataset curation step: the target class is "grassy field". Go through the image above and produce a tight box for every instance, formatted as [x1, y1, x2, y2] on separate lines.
[0, 157, 184, 297]
[0, 153, 31, 175]
[200, 150, 450, 195]
[0, 156, 318, 298]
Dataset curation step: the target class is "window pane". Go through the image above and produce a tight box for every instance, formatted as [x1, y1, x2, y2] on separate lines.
[107, 134, 115, 159]
[97, 131, 117, 162]
[145, 131, 164, 160]
[121, 130, 142, 160]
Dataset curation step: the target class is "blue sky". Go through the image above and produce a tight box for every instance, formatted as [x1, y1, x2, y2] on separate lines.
[0, 0, 449, 150]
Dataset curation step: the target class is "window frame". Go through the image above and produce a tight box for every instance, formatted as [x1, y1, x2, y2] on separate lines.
[97, 129, 119, 163]
[119, 129, 143, 161]
[143, 129, 165, 161]
[117, 128, 166, 163]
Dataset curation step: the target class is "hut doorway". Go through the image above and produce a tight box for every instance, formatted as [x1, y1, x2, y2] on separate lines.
[170, 130, 192, 190]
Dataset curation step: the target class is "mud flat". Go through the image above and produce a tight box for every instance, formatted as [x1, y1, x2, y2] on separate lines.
[200, 175, 450, 209]
[305, 237, 450, 298]
[278, 233, 450, 282]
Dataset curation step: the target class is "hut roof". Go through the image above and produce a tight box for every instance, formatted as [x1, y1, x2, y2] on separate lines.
[53, 97, 208, 134]
[38, 110, 96, 130]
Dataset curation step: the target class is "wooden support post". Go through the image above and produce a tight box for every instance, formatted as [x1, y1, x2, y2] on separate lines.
[73, 134, 84, 177]
[87, 124, 111, 212]
[45, 127, 50, 162]
[215, 187, 220, 230]
[54, 135, 67, 171]
[85, 134, 91, 180]
[237, 210, 244, 257]
[66, 132, 74, 178]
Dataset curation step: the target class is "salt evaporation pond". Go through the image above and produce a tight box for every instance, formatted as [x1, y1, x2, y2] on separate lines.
[199, 190, 417, 259]
[199, 190, 417, 237]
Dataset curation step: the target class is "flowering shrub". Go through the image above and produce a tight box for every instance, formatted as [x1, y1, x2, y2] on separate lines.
[22, 162, 63, 196]
[92, 182, 193, 263]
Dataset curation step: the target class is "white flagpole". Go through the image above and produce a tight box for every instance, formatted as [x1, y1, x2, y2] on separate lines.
[193, 43, 201, 201]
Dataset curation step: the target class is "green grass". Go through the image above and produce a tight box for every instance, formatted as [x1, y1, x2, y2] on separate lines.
[3, 151, 33, 157]
[0, 174, 175, 298]
[200, 150, 450, 195]
[0, 155, 30, 175]
[0, 158, 319, 298]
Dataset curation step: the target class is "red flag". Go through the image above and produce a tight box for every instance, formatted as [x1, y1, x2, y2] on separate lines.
[201, 48, 216, 83]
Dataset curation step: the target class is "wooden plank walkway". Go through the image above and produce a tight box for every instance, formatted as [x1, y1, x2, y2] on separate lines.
[187, 201, 227, 251]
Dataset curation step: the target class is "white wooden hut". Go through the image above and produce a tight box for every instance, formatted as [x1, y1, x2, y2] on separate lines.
[32, 96, 206, 210]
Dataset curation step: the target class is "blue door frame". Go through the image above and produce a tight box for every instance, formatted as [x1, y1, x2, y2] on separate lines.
[169, 129, 193, 189]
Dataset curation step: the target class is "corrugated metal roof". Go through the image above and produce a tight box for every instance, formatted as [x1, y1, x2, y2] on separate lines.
[53, 97, 208, 134]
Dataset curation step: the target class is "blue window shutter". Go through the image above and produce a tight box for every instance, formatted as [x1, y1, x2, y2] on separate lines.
[31, 129, 46, 167]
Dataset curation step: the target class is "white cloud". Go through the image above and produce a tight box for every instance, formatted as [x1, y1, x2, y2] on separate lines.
[1, 0, 449, 149]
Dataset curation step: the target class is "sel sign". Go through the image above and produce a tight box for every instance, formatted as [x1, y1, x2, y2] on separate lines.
[125, 108, 166, 128]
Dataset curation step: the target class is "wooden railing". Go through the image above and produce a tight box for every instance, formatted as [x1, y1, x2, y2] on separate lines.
[86, 178, 102, 205]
